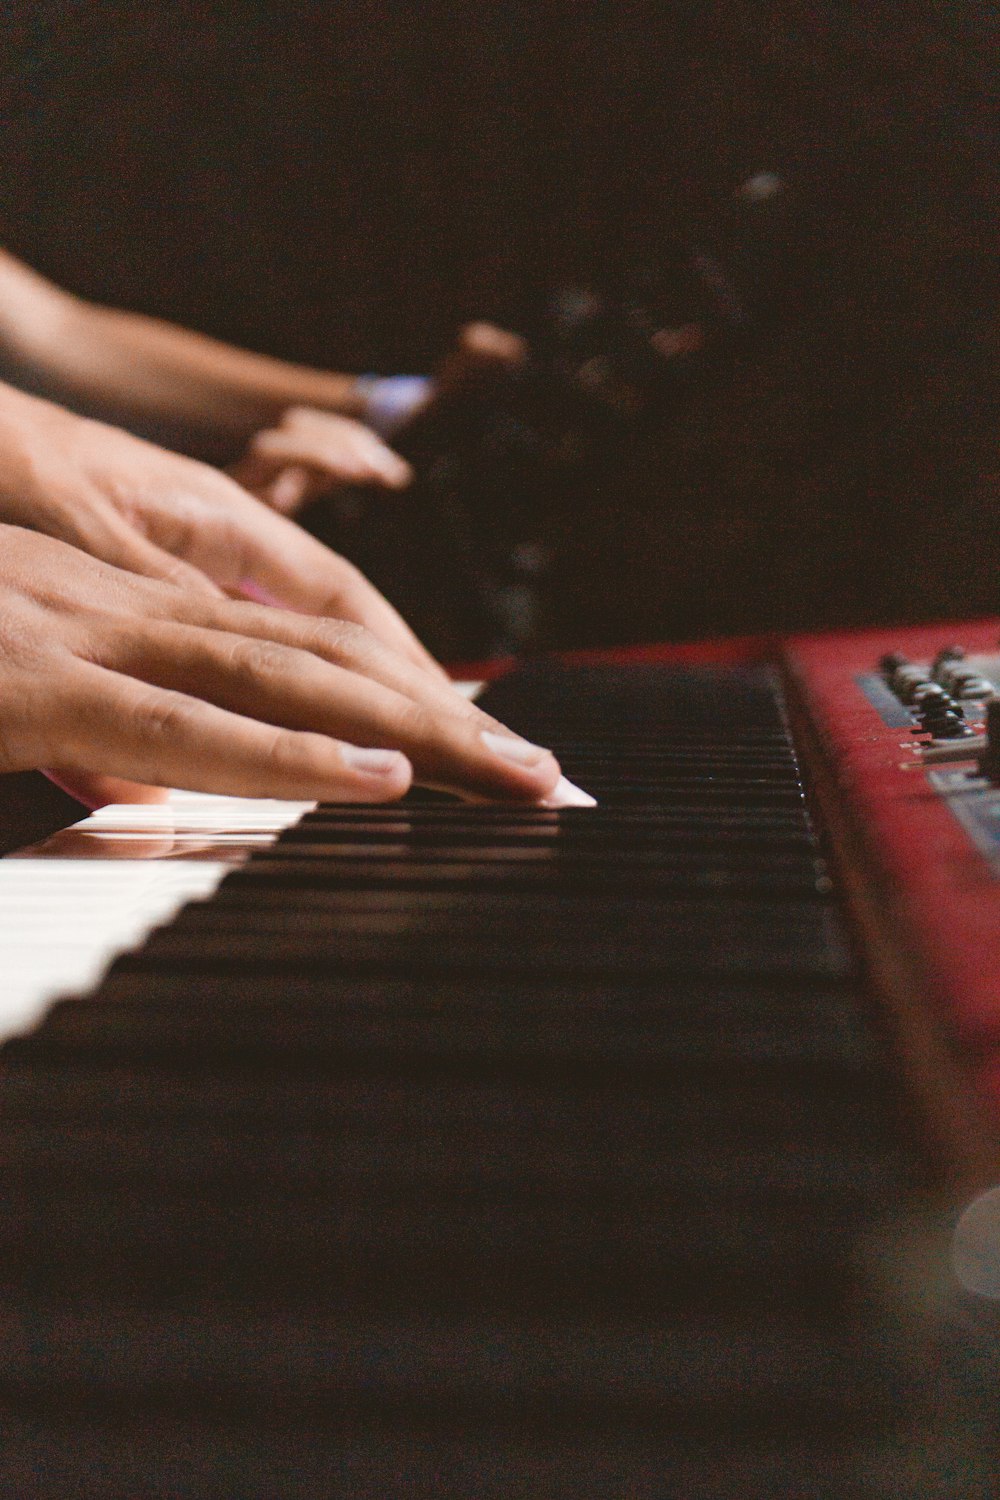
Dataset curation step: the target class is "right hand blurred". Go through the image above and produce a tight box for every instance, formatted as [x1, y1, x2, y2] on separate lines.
[229, 406, 414, 515]
[235, 324, 528, 517]
[0, 524, 575, 809]
[432, 321, 528, 399]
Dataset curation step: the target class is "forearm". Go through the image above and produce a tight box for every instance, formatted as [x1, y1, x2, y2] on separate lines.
[0, 249, 367, 439]
[33, 299, 369, 438]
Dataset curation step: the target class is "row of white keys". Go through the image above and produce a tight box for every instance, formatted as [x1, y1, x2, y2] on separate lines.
[0, 682, 485, 1045]
[0, 791, 315, 1043]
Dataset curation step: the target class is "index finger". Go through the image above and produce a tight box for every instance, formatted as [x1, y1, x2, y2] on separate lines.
[222, 495, 450, 681]
[251, 424, 413, 489]
[44, 662, 414, 804]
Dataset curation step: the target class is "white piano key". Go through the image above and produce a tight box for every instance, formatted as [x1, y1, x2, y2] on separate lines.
[0, 791, 314, 1042]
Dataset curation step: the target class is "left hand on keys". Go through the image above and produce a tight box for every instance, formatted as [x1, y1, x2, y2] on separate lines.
[0, 385, 446, 684]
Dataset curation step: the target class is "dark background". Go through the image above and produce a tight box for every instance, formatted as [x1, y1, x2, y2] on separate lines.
[1, 1, 998, 654]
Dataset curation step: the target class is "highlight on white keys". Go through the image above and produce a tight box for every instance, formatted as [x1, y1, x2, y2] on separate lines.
[0, 790, 313, 1044]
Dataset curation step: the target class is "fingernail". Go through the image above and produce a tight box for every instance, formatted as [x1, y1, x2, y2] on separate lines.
[539, 775, 598, 809]
[341, 746, 409, 776]
[481, 730, 551, 767]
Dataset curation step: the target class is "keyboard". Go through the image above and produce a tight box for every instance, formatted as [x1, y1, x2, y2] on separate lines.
[0, 649, 995, 1497]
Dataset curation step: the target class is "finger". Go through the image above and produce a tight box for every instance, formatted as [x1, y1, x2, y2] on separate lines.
[76, 506, 225, 598]
[276, 407, 418, 478]
[185, 597, 498, 735]
[264, 465, 313, 514]
[233, 461, 329, 516]
[157, 592, 481, 733]
[94, 620, 562, 803]
[251, 426, 413, 489]
[229, 455, 316, 515]
[436, 322, 529, 394]
[43, 769, 170, 810]
[118, 495, 449, 687]
[217, 500, 449, 680]
[131, 595, 476, 732]
[458, 321, 529, 366]
[38, 661, 414, 803]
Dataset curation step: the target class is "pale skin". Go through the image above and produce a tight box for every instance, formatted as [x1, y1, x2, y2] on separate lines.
[0, 248, 526, 509]
[0, 252, 579, 811]
[0, 380, 443, 677]
[0, 525, 587, 810]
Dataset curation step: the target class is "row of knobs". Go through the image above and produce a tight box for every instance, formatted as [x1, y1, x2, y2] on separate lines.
[879, 647, 994, 739]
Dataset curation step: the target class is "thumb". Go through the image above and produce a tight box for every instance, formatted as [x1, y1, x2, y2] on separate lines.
[43, 768, 170, 810]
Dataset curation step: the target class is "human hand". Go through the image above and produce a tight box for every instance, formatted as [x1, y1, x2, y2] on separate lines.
[236, 323, 527, 516]
[433, 321, 529, 400]
[363, 322, 527, 435]
[0, 525, 593, 810]
[229, 406, 413, 516]
[231, 323, 529, 518]
[0, 385, 441, 679]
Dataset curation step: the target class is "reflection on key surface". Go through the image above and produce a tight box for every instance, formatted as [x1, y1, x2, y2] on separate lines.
[0, 791, 313, 1040]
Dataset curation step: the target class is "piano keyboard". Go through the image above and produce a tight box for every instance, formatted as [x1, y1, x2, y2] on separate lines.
[0, 660, 972, 1496]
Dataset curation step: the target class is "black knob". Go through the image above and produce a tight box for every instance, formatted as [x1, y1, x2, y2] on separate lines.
[950, 672, 994, 701]
[960, 677, 993, 698]
[896, 675, 935, 704]
[920, 709, 969, 739]
[932, 646, 966, 681]
[911, 684, 950, 709]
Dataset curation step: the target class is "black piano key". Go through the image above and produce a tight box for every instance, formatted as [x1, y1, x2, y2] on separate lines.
[196, 858, 828, 899]
[282, 824, 819, 862]
[0, 1417, 935, 1500]
[0, 1202, 898, 1319]
[119, 892, 856, 983]
[0, 1306, 905, 1430]
[0, 1056, 893, 1138]
[25, 976, 878, 1070]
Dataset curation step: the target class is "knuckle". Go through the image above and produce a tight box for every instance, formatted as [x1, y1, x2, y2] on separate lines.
[394, 697, 434, 744]
[135, 688, 199, 743]
[261, 725, 328, 784]
[260, 722, 297, 771]
[310, 617, 371, 666]
[229, 637, 291, 682]
[158, 555, 197, 587]
[158, 556, 220, 599]
[0, 604, 54, 670]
